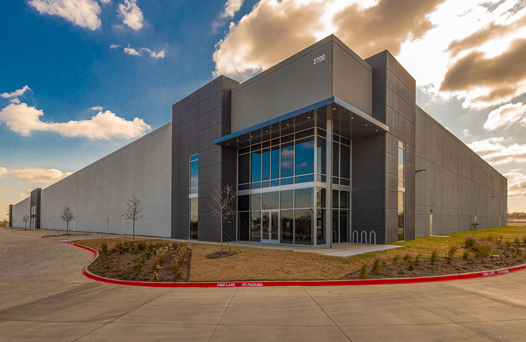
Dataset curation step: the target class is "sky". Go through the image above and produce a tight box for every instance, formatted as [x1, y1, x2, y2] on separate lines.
[1, 0, 526, 220]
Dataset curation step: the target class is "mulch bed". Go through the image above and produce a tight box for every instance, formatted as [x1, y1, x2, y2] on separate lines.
[344, 238, 526, 280]
[88, 241, 192, 282]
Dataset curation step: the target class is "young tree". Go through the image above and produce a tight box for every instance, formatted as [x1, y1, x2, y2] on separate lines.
[125, 195, 143, 242]
[22, 214, 30, 229]
[210, 184, 236, 256]
[61, 206, 74, 234]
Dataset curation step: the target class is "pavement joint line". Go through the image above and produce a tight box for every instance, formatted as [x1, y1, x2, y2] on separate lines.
[71, 285, 172, 342]
[207, 287, 238, 342]
[373, 285, 503, 342]
[0, 282, 94, 317]
[301, 286, 353, 342]
[441, 282, 526, 312]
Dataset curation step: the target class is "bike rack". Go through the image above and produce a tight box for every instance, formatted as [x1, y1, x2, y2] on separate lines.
[361, 231, 368, 244]
[370, 231, 376, 246]
[352, 230, 359, 243]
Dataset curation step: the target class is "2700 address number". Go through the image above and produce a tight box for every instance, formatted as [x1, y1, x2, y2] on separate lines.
[313, 54, 325, 65]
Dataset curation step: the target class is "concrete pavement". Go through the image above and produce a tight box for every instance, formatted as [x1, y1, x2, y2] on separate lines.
[1, 228, 526, 341]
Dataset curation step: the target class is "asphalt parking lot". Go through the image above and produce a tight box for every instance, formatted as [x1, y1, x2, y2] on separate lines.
[1, 228, 526, 341]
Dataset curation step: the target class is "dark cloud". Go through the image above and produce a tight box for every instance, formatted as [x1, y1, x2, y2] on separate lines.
[446, 16, 526, 57]
[479, 0, 506, 13]
[508, 0, 526, 15]
[213, 0, 447, 78]
[441, 38, 526, 94]
[333, 0, 447, 57]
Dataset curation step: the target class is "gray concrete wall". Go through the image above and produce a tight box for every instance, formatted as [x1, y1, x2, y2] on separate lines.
[231, 36, 334, 133]
[231, 35, 374, 134]
[35, 123, 172, 236]
[172, 76, 239, 242]
[415, 106, 507, 236]
[364, 51, 416, 244]
[12, 197, 29, 228]
[332, 37, 373, 116]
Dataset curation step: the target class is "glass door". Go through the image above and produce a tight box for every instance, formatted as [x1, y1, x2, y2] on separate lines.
[261, 210, 279, 243]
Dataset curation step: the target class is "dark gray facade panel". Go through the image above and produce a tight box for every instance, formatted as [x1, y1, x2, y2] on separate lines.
[9, 204, 13, 227]
[352, 133, 388, 243]
[366, 50, 416, 243]
[30, 188, 41, 229]
[171, 76, 239, 242]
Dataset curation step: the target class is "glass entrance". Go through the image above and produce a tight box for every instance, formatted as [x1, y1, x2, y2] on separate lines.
[262, 210, 279, 243]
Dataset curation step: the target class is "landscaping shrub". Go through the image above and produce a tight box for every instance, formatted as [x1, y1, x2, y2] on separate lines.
[137, 240, 146, 251]
[431, 250, 438, 265]
[372, 256, 384, 274]
[445, 245, 459, 264]
[462, 250, 470, 259]
[359, 265, 368, 279]
[475, 240, 496, 259]
[464, 235, 475, 248]
[392, 255, 400, 264]
[117, 242, 131, 254]
[403, 254, 412, 263]
[100, 241, 108, 254]
[523, 235, 526, 244]
[173, 242, 191, 279]
[484, 234, 497, 243]
[415, 254, 421, 265]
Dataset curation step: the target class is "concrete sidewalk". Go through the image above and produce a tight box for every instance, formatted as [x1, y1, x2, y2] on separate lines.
[11, 227, 404, 257]
[2, 228, 526, 341]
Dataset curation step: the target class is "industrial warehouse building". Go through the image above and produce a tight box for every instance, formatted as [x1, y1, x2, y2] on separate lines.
[10, 35, 508, 245]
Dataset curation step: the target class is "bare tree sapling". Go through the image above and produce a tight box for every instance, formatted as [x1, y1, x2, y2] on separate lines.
[125, 195, 144, 242]
[22, 214, 29, 230]
[61, 206, 74, 234]
[210, 184, 236, 256]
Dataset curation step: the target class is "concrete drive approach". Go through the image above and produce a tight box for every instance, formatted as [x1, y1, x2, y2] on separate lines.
[2, 230, 526, 342]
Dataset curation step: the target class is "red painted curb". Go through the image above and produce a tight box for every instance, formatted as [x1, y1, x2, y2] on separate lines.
[10, 230, 526, 288]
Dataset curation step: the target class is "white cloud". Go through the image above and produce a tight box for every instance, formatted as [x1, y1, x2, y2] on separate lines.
[483, 102, 526, 131]
[221, 0, 244, 18]
[90, 106, 103, 111]
[505, 171, 526, 197]
[123, 45, 165, 58]
[117, 0, 144, 30]
[468, 137, 526, 165]
[18, 188, 32, 198]
[0, 167, 7, 177]
[28, 0, 102, 30]
[100, 0, 111, 4]
[11, 168, 72, 184]
[110, 44, 121, 49]
[0, 187, 12, 192]
[124, 46, 140, 56]
[398, 0, 526, 110]
[462, 128, 473, 137]
[1, 85, 31, 99]
[0, 101, 151, 139]
[141, 48, 165, 59]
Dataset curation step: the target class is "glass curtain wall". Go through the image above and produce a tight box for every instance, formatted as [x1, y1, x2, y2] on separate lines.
[398, 141, 405, 241]
[189, 154, 198, 239]
[316, 189, 350, 244]
[236, 126, 351, 245]
[237, 188, 314, 245]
